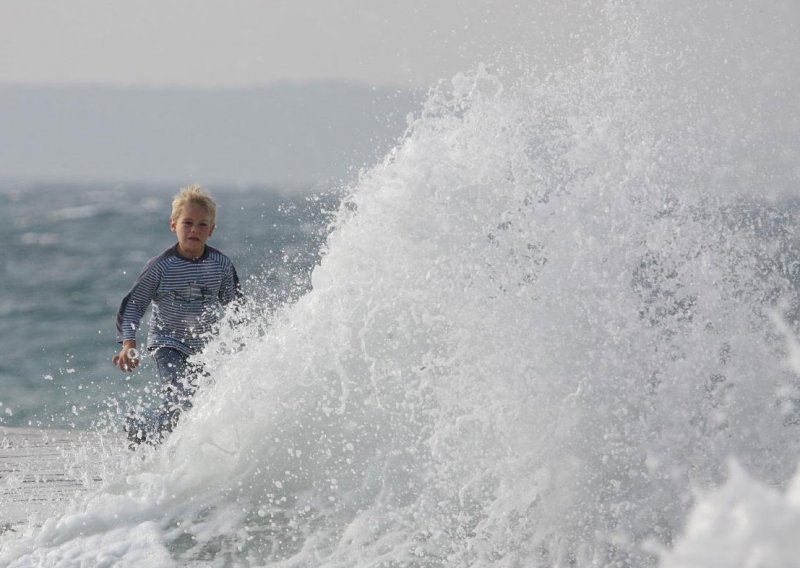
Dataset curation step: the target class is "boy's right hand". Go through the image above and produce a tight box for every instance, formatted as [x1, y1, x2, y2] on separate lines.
[112, 340, 140, 372]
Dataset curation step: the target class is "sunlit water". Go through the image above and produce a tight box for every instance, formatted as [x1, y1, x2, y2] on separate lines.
[3, 2, 800, 566]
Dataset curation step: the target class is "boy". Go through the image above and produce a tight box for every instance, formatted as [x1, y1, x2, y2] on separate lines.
[113, 184, 241, 448]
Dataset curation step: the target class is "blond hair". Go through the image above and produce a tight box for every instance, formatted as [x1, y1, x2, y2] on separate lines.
[171, 184, 217, 224]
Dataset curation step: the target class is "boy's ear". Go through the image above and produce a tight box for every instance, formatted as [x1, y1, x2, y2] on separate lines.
[209, 224, 216, 237]
[169, 217, 177, 232]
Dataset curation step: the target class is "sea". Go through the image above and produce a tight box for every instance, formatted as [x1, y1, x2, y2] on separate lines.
[3, 2, 800, 566]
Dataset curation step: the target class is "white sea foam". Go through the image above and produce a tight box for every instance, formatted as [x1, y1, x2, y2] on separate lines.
[2, 2, 800, 566]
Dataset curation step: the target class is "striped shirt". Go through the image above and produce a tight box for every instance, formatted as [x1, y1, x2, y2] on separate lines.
[116, 244, 241, 355]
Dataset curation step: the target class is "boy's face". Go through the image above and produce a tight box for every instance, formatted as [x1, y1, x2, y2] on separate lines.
[170, 203, 215, 259]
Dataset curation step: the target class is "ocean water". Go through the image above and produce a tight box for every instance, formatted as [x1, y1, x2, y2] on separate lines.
[3, 1, 800, 566]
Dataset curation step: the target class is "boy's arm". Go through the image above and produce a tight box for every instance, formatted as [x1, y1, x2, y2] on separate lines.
[219, 264, 247, 327]
[219, 264, 243, 305]
[113, 258, 161, 373]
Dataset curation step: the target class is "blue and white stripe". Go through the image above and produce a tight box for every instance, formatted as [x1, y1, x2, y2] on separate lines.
[116, 245, 241, 355]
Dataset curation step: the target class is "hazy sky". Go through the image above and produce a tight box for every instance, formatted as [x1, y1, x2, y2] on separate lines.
[1, 0, 797, 186]
[0, 0, 598, 89]
[0, 0, 603, 185]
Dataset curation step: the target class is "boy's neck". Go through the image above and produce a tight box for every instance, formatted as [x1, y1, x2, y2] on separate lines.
[176, 243, 206, 260]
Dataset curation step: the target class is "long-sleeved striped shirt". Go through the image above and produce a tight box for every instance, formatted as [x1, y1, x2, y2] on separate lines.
[116, 244, 241, 355]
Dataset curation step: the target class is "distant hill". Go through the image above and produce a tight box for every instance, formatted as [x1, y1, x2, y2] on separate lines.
[0, 83, 423, 188]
